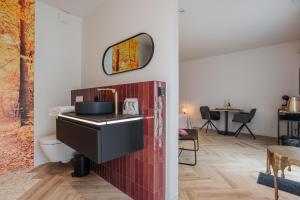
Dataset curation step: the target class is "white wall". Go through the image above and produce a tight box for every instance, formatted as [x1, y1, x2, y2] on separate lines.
[35, 1, 82, 165]
[180, 41, 300, 137]
[81, 0, 179, 199]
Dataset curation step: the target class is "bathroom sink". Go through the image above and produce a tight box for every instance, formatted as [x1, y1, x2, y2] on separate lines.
[56, 115, 144, 164]
[75, 102, 114, 115]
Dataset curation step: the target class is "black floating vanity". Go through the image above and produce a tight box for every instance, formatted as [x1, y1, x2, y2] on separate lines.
[56, 113, 144, 164]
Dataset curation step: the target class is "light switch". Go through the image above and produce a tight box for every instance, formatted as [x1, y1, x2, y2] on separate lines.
[158, 87, 166, 97]
[76, 96, 83, 102]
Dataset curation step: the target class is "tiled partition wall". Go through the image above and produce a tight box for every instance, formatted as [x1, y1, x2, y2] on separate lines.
[71, 81, 166, 200]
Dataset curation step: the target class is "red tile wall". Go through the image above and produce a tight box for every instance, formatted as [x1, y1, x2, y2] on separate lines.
[71, 81, 166, 200]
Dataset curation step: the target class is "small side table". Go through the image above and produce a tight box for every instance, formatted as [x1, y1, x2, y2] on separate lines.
[266, 145, 300, 200]
[179, 114, 192, 129]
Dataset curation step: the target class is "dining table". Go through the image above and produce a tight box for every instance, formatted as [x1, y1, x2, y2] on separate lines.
[211, 108, 243, 135]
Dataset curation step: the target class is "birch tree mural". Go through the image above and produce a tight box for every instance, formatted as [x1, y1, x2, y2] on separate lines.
[0, 0, 35, 175]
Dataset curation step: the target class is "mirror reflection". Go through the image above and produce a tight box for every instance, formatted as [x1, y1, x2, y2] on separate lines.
[103, 33, 154, 75]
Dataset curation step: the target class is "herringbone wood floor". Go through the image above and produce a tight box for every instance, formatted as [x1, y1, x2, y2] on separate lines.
[179, 129, 300, 200]
[1, 130, 300, 200]
[0, 162, 131, 200]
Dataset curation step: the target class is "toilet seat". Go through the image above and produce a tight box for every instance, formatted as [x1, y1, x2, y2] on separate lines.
[39, 134, 61, 145]
[39, 134, 75, 163]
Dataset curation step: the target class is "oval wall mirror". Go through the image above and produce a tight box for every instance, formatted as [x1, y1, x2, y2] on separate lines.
[102, 33, 154, 75]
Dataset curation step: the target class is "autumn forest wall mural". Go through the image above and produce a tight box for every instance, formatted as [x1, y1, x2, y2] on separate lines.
[0, 0, 35, 175]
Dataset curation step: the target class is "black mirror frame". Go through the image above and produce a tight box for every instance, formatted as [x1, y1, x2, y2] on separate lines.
[102, 33, 155, 75]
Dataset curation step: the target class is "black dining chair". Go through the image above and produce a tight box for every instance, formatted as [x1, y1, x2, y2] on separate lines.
[199, 106, 220, 133]
[179, 129, 199, 166]
[232, 108, 257, 139]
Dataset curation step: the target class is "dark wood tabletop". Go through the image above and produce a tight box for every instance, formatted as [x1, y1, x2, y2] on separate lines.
[212, 108, 242, 112]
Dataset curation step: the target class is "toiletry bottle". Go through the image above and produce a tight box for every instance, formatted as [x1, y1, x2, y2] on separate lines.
[228, 99, 231, 108]
[224, 100, 228, 108]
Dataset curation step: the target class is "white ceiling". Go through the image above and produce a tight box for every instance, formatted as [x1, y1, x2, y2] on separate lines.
[38, 0, 300, 61]
[38, 0, 106, 17]
[179, 0, 300, 61]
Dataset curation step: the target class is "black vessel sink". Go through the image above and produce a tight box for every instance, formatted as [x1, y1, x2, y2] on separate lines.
[75, 102, 114, 115]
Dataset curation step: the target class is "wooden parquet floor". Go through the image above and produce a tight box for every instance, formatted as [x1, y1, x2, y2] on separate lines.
[179, 129, 300, 200]
[2, 130, 300, 200]
[0, 162, 131, 200]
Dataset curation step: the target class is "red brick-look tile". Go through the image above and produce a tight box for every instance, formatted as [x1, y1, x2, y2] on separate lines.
[71, 81, 166, 200]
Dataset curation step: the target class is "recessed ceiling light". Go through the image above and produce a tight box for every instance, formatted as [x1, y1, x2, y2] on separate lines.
[178, 8, 185, 13]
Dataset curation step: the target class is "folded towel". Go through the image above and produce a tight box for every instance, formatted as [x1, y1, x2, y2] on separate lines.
[49, 106, 75, 117]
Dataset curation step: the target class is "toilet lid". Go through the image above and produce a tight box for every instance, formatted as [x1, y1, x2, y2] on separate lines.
[39, 134, 62, 145]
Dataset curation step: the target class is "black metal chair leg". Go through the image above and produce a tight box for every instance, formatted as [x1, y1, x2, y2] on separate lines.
[200, 121, 209, 131]
[235, 125, 243, 135]
[201, 120, 219, 134]
[245, 125, 256, 140]
[210, 121, 220, 133]
[196, 132, 200, 151]
[194, 140, 197, 165]
[234, 125, 241, 136]
[193, 139, 197, 166]
[207, 122, 210, 130]
[235, 125, 244, 137]
[179, 140, 197, 166]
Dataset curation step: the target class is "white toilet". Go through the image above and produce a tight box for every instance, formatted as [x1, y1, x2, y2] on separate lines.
[39, 134, 75, 163]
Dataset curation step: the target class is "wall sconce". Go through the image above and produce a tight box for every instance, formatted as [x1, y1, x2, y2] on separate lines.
[182, 107, 187, 114]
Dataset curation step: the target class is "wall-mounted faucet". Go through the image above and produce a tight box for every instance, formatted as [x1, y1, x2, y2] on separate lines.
[97, 88, 119, 115]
